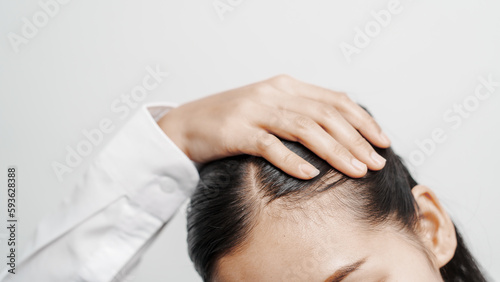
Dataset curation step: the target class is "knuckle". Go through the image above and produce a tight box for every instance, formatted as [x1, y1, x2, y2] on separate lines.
[253, 83, 275, 97]
[359, 117, 380, 132]
[256, 133, 277, 152]
[270, 111, 287, 128]
[320, 106, 339, 120]
[335, 92, 351, 105]
[281, 152, 296, 166]
[350, 136, 370, 150]
[232, 99, 252, 113]
[337, 91, 349, 100]
[269, 74, 294, 86]
[327, 143, 349, 162]
[293, 115, 315, 131]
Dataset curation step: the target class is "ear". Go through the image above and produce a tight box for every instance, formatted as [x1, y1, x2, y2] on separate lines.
[411, 185, 457, 268]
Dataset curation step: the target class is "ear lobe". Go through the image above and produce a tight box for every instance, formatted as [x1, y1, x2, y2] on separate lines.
[411, 185, 457, 268]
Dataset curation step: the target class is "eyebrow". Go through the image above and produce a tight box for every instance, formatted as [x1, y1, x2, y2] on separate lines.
[323, 258, 367, 282]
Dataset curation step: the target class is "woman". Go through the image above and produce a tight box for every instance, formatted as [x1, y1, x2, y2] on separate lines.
[1, 75, 391, 281]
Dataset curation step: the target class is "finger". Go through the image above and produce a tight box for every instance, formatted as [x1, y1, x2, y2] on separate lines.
[243, 132, 320, 180]
[268, 75, 391, 148]
[334, 97, 391, 149]
[257, 110, 368, 178]
[273, 97, 386, 171]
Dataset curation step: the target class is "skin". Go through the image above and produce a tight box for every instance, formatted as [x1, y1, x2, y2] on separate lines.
[158, 74, 390, 179]
[216, 185, 457, 282]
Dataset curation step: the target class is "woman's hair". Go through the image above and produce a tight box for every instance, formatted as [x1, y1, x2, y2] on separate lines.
[187, 140, 487, 281]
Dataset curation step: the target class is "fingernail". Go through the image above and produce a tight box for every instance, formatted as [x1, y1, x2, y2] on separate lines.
[299, 163, 320, 178]
[351, 158, 367, 172]
[380, 132, 390, 144]
[371, 152, 386, 166]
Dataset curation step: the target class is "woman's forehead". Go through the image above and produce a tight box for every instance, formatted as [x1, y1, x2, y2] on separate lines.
[216, 201, 368, 279]
[216, 214, 430, 282]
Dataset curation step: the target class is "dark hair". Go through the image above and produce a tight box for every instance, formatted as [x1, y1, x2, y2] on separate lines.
[187, 140, 487, 281]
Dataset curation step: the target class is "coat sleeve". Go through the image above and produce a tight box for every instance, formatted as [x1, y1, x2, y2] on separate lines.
[0, 103, 200, 282]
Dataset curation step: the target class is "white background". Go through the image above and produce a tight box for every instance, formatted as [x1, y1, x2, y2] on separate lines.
[1, 0, 499, 281]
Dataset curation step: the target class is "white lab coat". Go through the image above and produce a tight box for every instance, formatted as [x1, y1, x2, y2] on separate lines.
[0, 104, 200, 282]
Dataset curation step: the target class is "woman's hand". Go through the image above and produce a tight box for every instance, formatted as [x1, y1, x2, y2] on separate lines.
[158, 75, 390, 179]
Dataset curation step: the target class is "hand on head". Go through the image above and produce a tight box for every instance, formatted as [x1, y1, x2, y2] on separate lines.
[158, 74, 390, 179]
